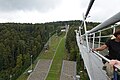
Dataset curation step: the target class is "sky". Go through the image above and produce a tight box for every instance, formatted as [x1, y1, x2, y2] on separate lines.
[0, 0, 119, 23]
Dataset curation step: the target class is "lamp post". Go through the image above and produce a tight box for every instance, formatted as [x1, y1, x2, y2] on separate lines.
[31, 55, 33, 70]
[10, 75, 12, 80]
[76, 75, 80, 80]
[27, 54, 33, 74]
[49, 33, 51, 46]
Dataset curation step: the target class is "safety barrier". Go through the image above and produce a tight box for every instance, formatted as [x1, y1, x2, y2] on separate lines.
[77, 0, 120, 79]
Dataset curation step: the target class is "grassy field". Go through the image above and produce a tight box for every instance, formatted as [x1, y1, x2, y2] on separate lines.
[46, 37, 65, 80]
[17, 34, 64, 80]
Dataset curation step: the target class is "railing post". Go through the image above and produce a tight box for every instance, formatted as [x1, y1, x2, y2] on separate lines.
[79, 26, 82, 36]
[113, 26, 116, 34]
[88, 34, 91, 48]
[98, 31, 101, 48]
[31, 55, 33, 70]
[92, 33, 95, 49]
[79, 26, 82, 44]
[83, 13, 90, 51]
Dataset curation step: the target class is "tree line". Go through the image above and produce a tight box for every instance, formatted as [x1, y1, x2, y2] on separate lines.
[0, 23, 61, 80]
[0, 20, 103, 80]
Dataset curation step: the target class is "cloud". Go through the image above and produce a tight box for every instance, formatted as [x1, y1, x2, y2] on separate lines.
[0, 0, 119, 23]
[82, 0, 120, 22]
[0, 0, 62, 12]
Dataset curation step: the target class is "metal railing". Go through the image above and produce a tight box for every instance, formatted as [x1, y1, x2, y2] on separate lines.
[78, 0, 120, 79]
[80, 18, 120, 69]
[87, 12, 120, 34]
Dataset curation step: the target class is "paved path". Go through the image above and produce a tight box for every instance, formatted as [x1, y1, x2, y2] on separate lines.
[27, 59, 52, 80]
[76, 32, 109, 80]
[60, 60, 76, 80]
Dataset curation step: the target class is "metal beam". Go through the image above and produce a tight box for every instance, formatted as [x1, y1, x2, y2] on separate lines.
[87, 12, 120, 34]
[84, 0, 95, 20]
[80, 0, 95, 27]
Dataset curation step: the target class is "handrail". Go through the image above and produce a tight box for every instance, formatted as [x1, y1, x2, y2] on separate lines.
[87, 12, 120, 34]
[88, 35, 112, 38]
[92, 50, 120, 70]
[87, 24, 119, 35]
[91, 26, 113, 34]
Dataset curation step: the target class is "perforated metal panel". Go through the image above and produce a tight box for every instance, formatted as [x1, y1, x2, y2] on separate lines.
[76, 32, 109, 80]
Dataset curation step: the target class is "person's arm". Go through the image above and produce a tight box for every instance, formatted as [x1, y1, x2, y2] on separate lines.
[93, 44, 108, 51]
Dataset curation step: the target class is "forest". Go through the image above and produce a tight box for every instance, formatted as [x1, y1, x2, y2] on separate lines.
[0, 22, 62, 80]
[0, 20, 103, 80]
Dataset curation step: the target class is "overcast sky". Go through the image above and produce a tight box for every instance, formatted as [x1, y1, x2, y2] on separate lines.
[0, 0, 119, 23]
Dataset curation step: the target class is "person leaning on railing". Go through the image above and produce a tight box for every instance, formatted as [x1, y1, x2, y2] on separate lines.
[93, 29, 120, 60]
[92, 29, 120, 79]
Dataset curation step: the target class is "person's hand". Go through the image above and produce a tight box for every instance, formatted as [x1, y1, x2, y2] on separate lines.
[91, 48, 97, 52]
[109, 60, 120, 66]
